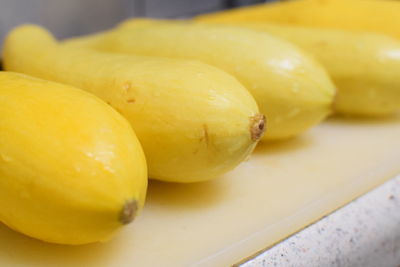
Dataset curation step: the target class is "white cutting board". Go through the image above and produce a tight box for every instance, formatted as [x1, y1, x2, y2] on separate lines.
[1, 115, 399, 267]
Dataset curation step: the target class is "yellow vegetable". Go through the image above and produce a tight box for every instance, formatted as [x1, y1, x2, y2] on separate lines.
[4, 25, 264, 183]
[0, 72, 147, 245]
[196, 0, 400, 39]
[198, 22, 400, 116]
[64, 19, 335, 140]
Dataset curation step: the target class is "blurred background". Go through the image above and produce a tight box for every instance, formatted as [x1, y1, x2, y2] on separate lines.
[0, 0, 277, 43]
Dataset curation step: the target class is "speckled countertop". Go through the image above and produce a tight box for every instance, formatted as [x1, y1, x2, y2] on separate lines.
[239, 175, 400, 267]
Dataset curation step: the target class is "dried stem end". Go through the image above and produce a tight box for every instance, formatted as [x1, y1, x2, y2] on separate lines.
[250, 113, 266, 141]
[119, 200, 138, 225]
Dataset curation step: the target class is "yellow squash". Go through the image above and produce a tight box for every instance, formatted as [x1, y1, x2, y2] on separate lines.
[199, 22, 400, 116]
[64, 18, 335, 140]
[196, 0, 400, 39]
[0, 72, 147, 245]
[4, 25, 264, 183]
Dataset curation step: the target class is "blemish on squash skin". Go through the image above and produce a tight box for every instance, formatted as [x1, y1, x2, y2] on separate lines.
[193, 124, 211, 154]
[202, 124, 210, 147]
[127, 98, 135, 103]
[123, 82, 131, 92]
[314, 41, 328, 48]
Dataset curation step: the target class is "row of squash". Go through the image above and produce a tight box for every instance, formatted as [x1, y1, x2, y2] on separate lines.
[0, 0, 399, 245]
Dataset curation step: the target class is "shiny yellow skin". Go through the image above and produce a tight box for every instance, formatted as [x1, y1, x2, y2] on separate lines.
[65, 19, 335, 140]
[4, 25, 261, 183]
[0, 72, 147, 245]
[196, 0, 400, 39]
[201, 22, 400, 116]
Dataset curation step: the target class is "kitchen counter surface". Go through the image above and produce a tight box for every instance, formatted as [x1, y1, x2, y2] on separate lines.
[240, 174, 400, 267]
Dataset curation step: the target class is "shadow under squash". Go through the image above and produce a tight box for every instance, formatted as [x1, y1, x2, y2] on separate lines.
[0, 221, 123, 267]
[327, 112, 400, 126]
[146, 176, 229, 211]
[254, 134, 313, 156]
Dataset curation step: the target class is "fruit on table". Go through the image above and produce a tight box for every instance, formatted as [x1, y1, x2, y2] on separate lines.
[197, 22, 400, 116]
[195, 0, 400, 39]
[64, 19, 335, 140]
[3, 25, 264, 183]
[0, 72, 147, 245]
